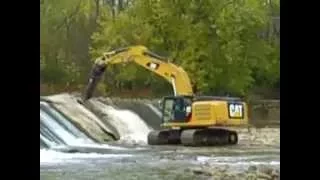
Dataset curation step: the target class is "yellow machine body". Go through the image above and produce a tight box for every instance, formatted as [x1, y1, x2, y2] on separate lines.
[162, 100, 249, 128]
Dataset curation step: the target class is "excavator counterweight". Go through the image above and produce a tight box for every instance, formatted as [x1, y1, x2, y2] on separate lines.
[81, 45, 249, 146]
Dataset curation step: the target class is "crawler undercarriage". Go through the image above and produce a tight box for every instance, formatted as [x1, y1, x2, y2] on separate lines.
[147, 128, 238, 146]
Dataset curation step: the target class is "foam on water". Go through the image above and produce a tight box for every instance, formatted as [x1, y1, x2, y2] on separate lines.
[196, 155, 279, 162]
[67, 143, 129, 150]
[90, 100, 152, 144]
[194, 155, 280, 168]
[40, 149, 133, 164]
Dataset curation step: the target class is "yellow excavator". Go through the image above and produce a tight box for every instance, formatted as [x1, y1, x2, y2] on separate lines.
[80, 45, 249, 146]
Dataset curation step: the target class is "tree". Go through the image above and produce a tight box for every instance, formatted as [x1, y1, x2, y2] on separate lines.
[41, 0, 280, 98]
[91, 0, 280, 96]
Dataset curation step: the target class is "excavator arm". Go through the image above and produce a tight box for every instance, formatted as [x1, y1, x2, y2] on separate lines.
[81, 45, 193, 101]
[81, 45, 248, 147]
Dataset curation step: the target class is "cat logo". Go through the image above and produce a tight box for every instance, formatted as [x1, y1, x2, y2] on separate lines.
[146, 62, 160, 70]
[228, 103, 244, 118]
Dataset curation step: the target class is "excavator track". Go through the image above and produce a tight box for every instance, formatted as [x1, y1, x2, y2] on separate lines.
[147, 129, 181, 145]
[180, 128, 238, 146]
[147, 128, 238, 146]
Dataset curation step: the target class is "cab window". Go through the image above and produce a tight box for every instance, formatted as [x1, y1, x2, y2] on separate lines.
[163, 99, 174, 123]
[162, 97, 192, 123]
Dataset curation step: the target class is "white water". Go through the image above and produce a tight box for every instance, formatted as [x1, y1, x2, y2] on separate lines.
[46, 94, 115, 139]
[40, 101, 92, 141]
[41, 96, 134, 153]
[40, 107, 131, 152]
[195, 158, 280, 166]
[40, 149, 133, 165]
[193, 155, 280, 170]
[41, 109, 81, 145]
[90, 99, 152, 145]
[44, 94, 153, 145]
[40, 133, 57, 147]
[195, 155, 279, 163]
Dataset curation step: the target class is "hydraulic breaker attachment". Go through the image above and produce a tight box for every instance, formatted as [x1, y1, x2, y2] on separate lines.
[81, 63, 106, 102]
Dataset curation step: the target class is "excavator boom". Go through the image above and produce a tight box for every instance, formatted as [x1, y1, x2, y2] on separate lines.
[82, 45, 193, 101]
[81, 45, 248, 147]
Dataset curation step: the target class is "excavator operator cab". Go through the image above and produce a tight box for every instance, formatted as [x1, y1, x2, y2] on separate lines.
[160, 96, 193, 123]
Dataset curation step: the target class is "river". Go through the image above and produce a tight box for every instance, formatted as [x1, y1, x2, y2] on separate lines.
[40, 94, 280, 180]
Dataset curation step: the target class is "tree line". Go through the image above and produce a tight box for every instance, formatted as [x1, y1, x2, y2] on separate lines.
[40, 0, 280, 99]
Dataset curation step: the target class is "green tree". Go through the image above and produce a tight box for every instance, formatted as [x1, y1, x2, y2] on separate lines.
[41, 0, 279, 98]
[91, 0, 280, 96]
